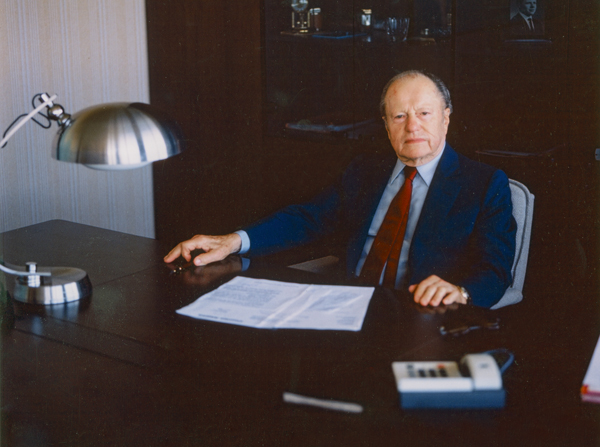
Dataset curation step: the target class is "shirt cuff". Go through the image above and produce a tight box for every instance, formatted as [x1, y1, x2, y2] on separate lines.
[240, 257, 251, 271]
[234, 230, 250, 254]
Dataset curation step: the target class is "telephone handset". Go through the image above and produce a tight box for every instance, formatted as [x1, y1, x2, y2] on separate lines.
[392, 353, 503, 393]
[460, 353, 503, 390]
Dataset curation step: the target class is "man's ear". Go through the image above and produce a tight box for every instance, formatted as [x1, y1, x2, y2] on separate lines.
[382, 116, 391, 139]
[443, 108, 451, 127]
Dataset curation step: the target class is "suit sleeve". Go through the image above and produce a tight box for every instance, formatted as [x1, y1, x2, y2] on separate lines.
[460, 170, 516, 307]
[242, 152, 392, 259]
[243, 183, 343, 258]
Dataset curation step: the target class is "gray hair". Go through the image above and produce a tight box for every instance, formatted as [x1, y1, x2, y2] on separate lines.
[379, 70, 453, 117]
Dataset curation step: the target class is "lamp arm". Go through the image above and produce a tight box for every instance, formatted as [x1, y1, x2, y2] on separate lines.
[0, 94, 57, 148]
[0, 261, 51, 277]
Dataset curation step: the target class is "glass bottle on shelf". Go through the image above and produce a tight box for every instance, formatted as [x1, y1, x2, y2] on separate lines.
[291, 0, 310, 32]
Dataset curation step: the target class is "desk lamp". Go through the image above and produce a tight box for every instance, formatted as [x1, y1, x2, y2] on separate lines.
[0, 93, 184, 305]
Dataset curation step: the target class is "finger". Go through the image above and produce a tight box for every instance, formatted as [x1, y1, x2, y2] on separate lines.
[412, 276, 441, 304]
[178, 241, 200, 262]
[193, 247, 230, 266]
[410, 281, 425, 302]
[415, 283, 440, 306]
[411, 275, 440, 295]
[164, 243, 195, 263]
[429, 287, 451, 307]
[164, 235, 207, 263]
[192, 234, 242, 265]
[164, 246, 183, 263]
[412, 283, 427, 304]
[443, 288, 465, 305]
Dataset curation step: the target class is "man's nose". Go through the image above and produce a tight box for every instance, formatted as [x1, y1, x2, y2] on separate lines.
[406, 114, 420, 131]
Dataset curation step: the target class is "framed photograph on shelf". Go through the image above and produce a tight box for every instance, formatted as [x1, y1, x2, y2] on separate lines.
[508, 0, 545, 38]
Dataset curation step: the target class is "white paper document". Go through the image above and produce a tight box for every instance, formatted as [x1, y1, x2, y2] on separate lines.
[176, 276, 375, 331]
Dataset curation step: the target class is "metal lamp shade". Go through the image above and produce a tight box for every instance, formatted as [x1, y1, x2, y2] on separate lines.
[53, 102, 184, 170]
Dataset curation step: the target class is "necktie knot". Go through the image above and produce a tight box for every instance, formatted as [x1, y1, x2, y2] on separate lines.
[527, 17, 534, 30]
[404, 166, 417, 182]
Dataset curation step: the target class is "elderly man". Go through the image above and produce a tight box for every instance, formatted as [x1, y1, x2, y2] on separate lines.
[165, 71, 516, 308]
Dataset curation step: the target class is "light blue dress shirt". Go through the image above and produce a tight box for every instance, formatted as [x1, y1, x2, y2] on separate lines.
[237, 147, 445, 289]
[354, 147, 444, 288]
[236, 229, 251, 253]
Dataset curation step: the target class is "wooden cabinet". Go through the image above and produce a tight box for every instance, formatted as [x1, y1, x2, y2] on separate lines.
[264, 0, 454, 141]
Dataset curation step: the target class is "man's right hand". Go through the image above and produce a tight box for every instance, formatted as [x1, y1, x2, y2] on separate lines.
[163, 233, 242, 266]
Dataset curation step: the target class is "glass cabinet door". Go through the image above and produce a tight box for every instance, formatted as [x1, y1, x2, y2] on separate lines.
[264, 0, 453, 141]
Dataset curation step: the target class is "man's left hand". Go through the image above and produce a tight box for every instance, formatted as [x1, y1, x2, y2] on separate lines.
[408, 275, 468, 307]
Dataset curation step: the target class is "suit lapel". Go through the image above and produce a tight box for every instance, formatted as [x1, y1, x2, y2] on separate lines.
[345, 152, 397, 275]
[408, 145, 462, 277]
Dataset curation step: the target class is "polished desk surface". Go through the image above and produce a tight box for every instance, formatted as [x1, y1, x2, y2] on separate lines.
[2, 220, 600, 446]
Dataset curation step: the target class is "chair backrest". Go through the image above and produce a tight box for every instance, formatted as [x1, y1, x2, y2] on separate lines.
[491, 179, 535, 309]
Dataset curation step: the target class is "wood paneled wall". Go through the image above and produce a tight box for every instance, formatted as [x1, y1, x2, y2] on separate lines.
[148, 0, 357, 250]
[148, 0, 262, 243]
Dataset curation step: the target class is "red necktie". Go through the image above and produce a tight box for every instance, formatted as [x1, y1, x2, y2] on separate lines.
[360, 166, 417, 288]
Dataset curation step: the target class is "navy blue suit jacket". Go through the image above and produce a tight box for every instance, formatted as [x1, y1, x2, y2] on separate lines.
[245, 145, 516, 307]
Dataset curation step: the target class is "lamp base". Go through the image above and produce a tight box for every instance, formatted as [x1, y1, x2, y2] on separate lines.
[12, 266, 92, 305]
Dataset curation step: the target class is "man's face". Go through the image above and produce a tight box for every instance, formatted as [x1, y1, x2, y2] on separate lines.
[520, 0, 537, 16]
[383, 75, 450, 167]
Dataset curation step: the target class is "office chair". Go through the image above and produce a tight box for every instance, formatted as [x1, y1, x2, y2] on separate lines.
[289, 179, 534, 309]
[491, 179, 534, 309]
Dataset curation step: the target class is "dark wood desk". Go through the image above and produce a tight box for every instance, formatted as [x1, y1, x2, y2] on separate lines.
[2, 220, 600, 446]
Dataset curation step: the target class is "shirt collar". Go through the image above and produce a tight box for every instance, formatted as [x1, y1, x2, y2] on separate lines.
[389, 144, 446, 187]
[519, 11, 532, 20]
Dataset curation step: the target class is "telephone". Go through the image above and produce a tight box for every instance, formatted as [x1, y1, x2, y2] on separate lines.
[392, 353, 506, 409]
